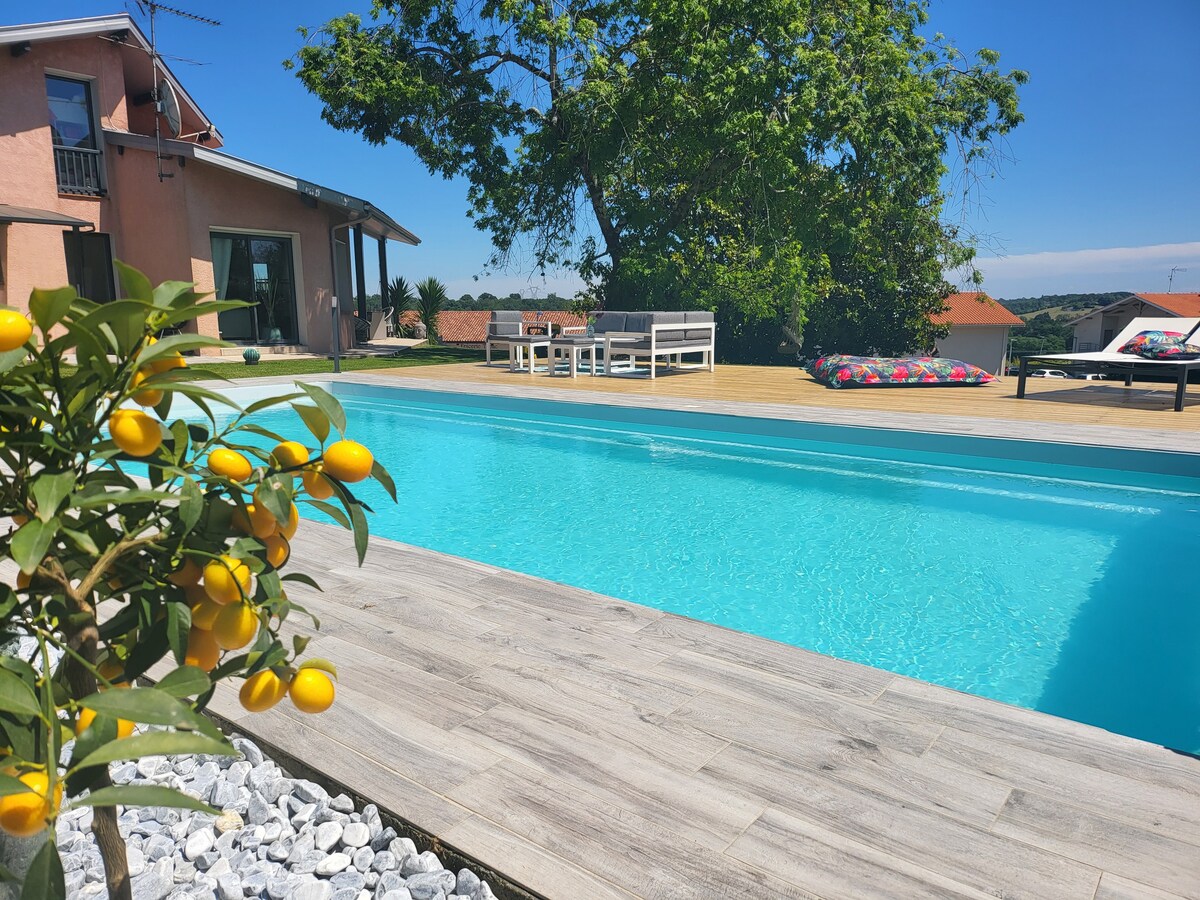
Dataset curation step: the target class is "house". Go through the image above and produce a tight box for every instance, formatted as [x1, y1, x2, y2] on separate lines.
[930, 292, 1023, 375]
[1067, 293, 1200, 351]
[0, 14, 418, 355]
[434, 310, 586, 345]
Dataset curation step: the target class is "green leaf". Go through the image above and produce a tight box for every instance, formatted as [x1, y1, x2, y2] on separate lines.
[0, 773, 31, 797]
[280, 572, 322, 590]
[28, 286, 77, 332]
[165, 600, 191, 667]
[296, 383, 346, 438]
[10, 518, 57, 575]
[304, 499, 350, 529]
[244, 393, 304, 416]
[152, 665, 211, 699]
[73, 731, 232, 771]
[71, 784, 217, 815]
[21, 839, 63, 900]
[292, 402, 330, 444]
[136, 333, 228, 367]
[178, 476, 203, 532]
[0, 670, 41, 719]
[79, 688, 209, 733]
[0, 347, 27, 376]
[371, 459, 397, 502]
[115, 259, 154, 302]
[349, 501, 369, 565]
[72, 489, 175, 510]
[29, 472, 74, 522]
[60, 528, 100, 555]
[151, 280, 197, 309]
[255, 476, 292, 526]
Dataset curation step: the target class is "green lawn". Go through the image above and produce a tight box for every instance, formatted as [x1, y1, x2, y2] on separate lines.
[190, 346, 484, 380]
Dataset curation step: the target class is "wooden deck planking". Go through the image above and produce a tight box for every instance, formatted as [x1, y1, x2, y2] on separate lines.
[384, 361, 1200, 445]
[205, 520, 1200, 900]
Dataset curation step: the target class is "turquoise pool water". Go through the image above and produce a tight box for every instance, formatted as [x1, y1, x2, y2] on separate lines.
[214, 383, 1200, 752]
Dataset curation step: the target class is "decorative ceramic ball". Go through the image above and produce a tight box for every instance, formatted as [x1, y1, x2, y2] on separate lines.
[243, 348, 261, 366]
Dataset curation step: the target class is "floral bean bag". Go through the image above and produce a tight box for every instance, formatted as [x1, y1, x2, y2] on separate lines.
[1134, 338, 1200, 361]
[1118, 330, 1183, 354]
[807, 354, 996, 388]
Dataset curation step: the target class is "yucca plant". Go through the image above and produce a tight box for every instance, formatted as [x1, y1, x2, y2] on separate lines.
[415, 277, 447, 344]
[386, 276, 415, 312]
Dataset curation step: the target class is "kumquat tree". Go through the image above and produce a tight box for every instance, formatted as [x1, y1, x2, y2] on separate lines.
[0, 262, 394, 899]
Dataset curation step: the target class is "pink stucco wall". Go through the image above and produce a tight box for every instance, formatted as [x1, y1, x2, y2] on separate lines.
[0, 33, 359, 354]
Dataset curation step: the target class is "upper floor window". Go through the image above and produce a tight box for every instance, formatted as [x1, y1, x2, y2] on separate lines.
[46, 75, 104, 195]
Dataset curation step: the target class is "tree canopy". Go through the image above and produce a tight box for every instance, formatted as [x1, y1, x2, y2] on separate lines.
[292, 0, 1026, 360]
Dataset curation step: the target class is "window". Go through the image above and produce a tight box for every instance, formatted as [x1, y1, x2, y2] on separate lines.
[46, 75, 103, 195]
[211, 233, 299, 344]
[63, 232, 115, 303]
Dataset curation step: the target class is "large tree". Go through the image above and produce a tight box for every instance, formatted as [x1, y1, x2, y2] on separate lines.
[292, 0, 1025, 360]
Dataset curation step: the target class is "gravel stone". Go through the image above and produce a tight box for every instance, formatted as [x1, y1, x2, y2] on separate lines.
[214, 809, 244, 834]
[210, 780, 239, 809]
[292, 779, 328, 804]
[183, 827, 214, 860]
[125, 845, 146, 878]
[214, 873, 242, 900]
[379, 891, 413, 900]
[316, 852, 353, 876]
[130, 859, 175, 900]
[226, 760, 252, 786]
[331, 870, 367, 893]
[455, 869, 481, 898]
[404, 871, 456, 900]
[315, 820, 344, 852]
[371, 826, 397, 852]
[376, 871, 408, 895]
[341, 822, 371, 848]
[232, 736, 264, 766]
[371, 851, 397, 873]
[329, 793, 355, 813]
[292, 883, 335, 900]
[351, 846, 374, 871]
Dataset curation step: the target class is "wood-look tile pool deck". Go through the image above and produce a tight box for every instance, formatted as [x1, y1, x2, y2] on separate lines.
[208, 518, 1200, 900]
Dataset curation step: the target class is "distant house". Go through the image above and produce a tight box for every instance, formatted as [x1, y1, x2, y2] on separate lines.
[0, 14, 418, 355]
[434, 310, 586, 345]
[930, 292, 1023, 375]
[1068, 293, 1200, 351]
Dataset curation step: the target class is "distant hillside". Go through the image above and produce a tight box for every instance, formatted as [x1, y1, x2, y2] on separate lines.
[999, 291, 1133, 317]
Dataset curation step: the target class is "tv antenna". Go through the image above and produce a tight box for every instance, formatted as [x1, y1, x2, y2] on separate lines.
[133, 2, 220, 181]
[1168, 266, 1188, 292]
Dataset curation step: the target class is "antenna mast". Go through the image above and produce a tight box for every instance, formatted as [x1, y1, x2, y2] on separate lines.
[1168, 266, 1188, 292]
[135, 2, 220, 182]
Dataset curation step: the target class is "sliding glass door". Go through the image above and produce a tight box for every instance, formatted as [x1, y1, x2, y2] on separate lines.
[211, 233, 298, 344]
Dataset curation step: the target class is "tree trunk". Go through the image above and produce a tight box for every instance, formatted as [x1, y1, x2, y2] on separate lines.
[62, 623, 131, 899]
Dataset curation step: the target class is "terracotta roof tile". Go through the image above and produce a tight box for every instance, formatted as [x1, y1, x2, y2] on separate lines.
[429, 310, 586, 344]
[1133, 293, 1200, 317]
[930, 292, 1024, 327]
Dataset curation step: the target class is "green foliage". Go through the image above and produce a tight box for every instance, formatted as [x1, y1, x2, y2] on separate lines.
[386, 276, 416, 312]
[292, 0, 1026, 360]
[0, 264, 393, 897]
[1010, 311, 1073, 357]
[415, 277, 448, 343]
[1003, 292, 1132, 316]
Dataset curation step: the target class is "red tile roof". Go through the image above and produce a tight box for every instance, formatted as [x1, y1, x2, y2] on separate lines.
[428, 310, 586, 344]
[929, 292, 1024, 327]
[1133, 293, 1200, 317]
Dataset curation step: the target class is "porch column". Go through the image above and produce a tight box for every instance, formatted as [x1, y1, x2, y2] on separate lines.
[353, 224, 367, 320]
[377, 237, 389, 313]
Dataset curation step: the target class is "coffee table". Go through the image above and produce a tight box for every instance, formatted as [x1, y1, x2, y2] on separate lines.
[548, 336, 599, 378]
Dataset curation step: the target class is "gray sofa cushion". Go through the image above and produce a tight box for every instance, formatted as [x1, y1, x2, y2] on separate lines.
[624, 312, 653, 335]
[503, 335, 551, 345]
[684, 310, 715, 341]
[649, 311, 686, 342]
[488, 310, 524, 337]
[593, 311, 627, 334]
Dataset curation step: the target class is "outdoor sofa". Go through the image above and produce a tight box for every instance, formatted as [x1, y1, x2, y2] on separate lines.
[593, 311, 716, 378]
[1017, 316, 1200, 412]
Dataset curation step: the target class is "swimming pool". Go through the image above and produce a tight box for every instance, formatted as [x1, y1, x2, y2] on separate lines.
[206, 381, 1200, 752]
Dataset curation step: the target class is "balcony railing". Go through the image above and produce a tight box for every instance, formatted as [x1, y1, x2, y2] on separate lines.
[53, 146, 104, 196]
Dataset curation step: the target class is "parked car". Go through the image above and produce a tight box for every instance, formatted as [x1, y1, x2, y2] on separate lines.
[1029, 369, 1070, 379]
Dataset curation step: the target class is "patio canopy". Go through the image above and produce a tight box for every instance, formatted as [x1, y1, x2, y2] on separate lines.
[0, 204, 92, 229]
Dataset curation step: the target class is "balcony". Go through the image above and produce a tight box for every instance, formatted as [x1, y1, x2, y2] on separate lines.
[53, 146, 104, 196]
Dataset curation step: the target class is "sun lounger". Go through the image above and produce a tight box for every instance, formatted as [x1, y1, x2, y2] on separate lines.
[1018, 316, 1200, 411]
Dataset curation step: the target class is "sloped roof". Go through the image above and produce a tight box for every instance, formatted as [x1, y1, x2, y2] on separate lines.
[1133, 293, 1200, 317]
[930, 292, 1024, 327]
[433, 310, 586, 343]
[1066, 292, 1200, 325]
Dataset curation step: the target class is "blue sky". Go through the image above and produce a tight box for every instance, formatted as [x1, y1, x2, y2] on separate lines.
[10, 0, 1200, 299]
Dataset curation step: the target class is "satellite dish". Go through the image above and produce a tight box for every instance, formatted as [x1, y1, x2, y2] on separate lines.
[158, 79, 181, 138]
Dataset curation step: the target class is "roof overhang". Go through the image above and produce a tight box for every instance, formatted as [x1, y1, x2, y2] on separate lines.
[103, 130, 420, 246]
[0, 14, 222, 144]
[1064, 294, 1169, 326]
[0, 203, 92, 229]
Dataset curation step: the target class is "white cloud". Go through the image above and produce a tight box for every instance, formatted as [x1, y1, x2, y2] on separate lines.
[972, 242, 1200, 297]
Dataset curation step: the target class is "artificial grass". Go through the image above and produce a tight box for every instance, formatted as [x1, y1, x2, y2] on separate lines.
[189, 346, 485, 380]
